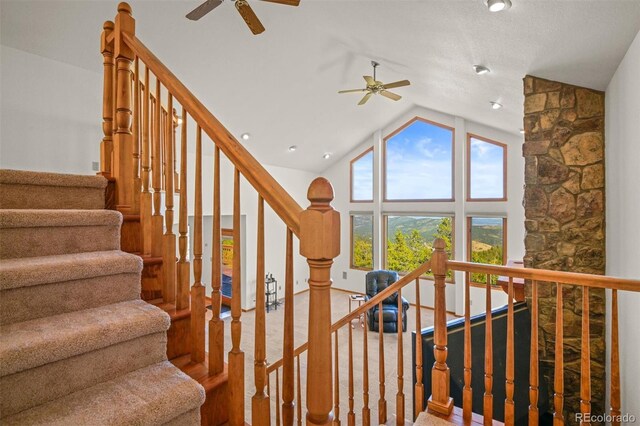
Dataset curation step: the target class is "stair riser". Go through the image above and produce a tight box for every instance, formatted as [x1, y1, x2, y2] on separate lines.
[0, 332, 168, 418]
[0, 184, 105, 210]
[0, 272, 141, 325]
[0, 224, 120, 259]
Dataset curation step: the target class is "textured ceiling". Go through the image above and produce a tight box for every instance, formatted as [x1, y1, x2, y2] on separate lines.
[2, 0, 639, 172]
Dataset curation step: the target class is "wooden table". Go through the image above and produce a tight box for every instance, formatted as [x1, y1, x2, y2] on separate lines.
[348, 294, 366, 328]
[497, 260, 526, 302]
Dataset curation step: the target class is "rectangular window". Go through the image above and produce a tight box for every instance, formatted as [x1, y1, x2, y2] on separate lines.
[350, 214, 373, 270]
[384, 215, 453, 277]
[351, 148, 374, 202]
[467, 134, 507, 201]
[467, 217, 507, 285]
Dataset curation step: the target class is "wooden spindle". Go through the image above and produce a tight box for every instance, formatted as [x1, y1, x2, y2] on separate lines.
[140, 65, 152, 256]
[297, 355, 303, 426]
[362, 316, 371, 426]
[396, 288, 405, 425]
[209, 146, 224, 375]
[151, 78, 163, 258]
[463, 272, 472, 423]
[484, 273, 494, 426]
[172, 109, 179, 192]
[505, 277, 515, 425]
[228, 168, 245, 426]
[378, 302, 387, 425]
[176, 108, 189, 310]
[414, 278, 424, 419]
[333, 331, 341, 426]
[610, 289, 621, 426]
[276, 369, 282, 426]
[529, 280, 540, 425]
[580, 286, 591, 425]
[163, 92, 176, 304]
[100, 21, 114, 177]
[132, 56, 140, 196]
[283, 229, 295, 426]
[427, 239, 454, 416]
[252, 195, 270, 425]
[348, 310, 355, 426]
[190, 125, 205, 363]
[553, 282, 564, 425]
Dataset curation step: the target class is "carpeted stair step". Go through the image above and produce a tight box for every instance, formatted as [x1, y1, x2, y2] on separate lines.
[0, 209, 122, 259]
[0, 169, 107, 210]
[2, 360, 205, 425]
[0, 250, 143, 325]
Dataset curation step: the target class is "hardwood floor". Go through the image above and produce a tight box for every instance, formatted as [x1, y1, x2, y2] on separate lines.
[205, 288, 455, 424]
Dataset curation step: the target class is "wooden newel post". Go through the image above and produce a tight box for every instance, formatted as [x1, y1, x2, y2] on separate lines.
[300, 177, 340, 426]
[100, 21, 114, 177]
[113, 2, 135, 212]
[427, 238, 454, 416]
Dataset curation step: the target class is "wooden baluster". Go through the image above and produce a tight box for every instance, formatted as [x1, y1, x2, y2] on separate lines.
[484, 273, 494, 426]
[554, 282, 564, 425]
[463, 272, 472, 423]
[141, 66, 153, 256]
[113, 3, 135, 212]
[151, 79, 163, 258]
[209, 146, 224, 375]
[228, 167, 245, 426]
[276, 369, 282, 426]
[283, 228, 295, 426]
[176, 108, 189, 310]
[100, 21, 114, 177]
[580, 286, 591, 425]
[378, 302, 387, 425]
[362, 315, 371, 426]
[297, 355, 303, 426]
[529, 280, 539, 425]
[427, 239, 454, 416]
[161, 109, 166, 191]
[132, 55, 140, 212]
[163, 93, 176, 304]
[252, 195, 270, 425]
[414, 278, 424, 419]
[396, 288, 405, 425]
[333, 331, 341, 426]
[190, 125, 205, 363]
[505, 277, 515, 425]
[173, 109, 179, 192]
[610, 289, 621, 426]
[300, 178, 340, 426]
[347, 309, 355, 426]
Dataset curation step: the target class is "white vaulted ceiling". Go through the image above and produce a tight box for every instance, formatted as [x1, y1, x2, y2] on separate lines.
[2, 0, 639, 172]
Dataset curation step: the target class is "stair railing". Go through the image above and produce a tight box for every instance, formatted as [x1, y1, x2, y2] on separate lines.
[100, 3, 339, 426]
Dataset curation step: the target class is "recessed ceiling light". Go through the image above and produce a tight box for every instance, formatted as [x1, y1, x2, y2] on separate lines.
[485, 0, 512, 12]
[288, 145, 297, 152]
[519, 129, 525, 134]
[490, 101, 503, 110]
[177, 117, 183, 125]
[473, 65, 490, 75]
[241, 133, 251, 141]
[322, 153, 331, 160]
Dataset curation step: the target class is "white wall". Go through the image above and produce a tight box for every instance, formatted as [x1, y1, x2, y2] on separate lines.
[605, 30, 640, 418]
[0, 45, 101, 174]
[321, 106, 525, 316]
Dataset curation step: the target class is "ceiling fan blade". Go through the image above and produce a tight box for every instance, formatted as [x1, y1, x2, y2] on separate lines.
[186, 0, 223, 20]
[382, 79, 411, 90]
[363, 76, 375, 86]
[236, 0, 265, 35]
[358, 93, 373, 106]
[338, 88, 367, 94]
[261, 0, 300, 5]
[380, 90, 401, 101]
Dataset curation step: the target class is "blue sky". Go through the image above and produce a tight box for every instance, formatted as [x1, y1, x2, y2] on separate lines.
[469, 137, 504, 199]
[352, 150, 373, 200]
[385, 120, 453, 200]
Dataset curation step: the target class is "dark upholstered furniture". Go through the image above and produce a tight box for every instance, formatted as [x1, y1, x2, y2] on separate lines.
[365, 270, 409, 333]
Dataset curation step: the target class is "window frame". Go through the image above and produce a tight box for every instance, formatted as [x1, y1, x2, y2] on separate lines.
[466, 133, 508, 202]
[383, 116, 456, 203]
[466, 216, 508, 288]
[349, 213, 374, 271]
[350, 147, 374, 203]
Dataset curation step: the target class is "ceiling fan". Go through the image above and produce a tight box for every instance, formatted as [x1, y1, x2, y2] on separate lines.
[186, 0, 299, 35]
[339, 61, 411, 106]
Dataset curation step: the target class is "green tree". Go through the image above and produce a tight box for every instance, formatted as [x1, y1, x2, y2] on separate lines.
[353, 237, 373, 269]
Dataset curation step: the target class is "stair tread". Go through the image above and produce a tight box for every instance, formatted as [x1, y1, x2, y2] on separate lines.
[171, 354, 228, 392]
[0, 209, 122, 228]
[0, 250, 142, 291]
[2, 360, 205, 426]
[0, 169, 107, 189]
[154, 301, 191, 320]
[0, 300, 170, 377]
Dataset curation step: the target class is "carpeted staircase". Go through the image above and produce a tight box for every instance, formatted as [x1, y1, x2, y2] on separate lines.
[0, 169, 205, 425]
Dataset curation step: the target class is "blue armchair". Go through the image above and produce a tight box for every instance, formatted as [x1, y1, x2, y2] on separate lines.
[365, 270, 409, 332]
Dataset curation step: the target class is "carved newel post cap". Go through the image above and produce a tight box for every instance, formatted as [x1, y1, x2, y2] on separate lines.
[307, 177, 334, 207]
[118, 2, 132, 14]
[300, 178, 340, 260]
[103, 21, 114, 31]
[434, 238, 446, 251]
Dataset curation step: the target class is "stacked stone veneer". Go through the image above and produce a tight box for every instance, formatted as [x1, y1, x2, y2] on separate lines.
[522, 75, 605, 424]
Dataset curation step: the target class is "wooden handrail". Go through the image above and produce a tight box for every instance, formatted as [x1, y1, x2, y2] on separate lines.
[122, 33, 303, 236]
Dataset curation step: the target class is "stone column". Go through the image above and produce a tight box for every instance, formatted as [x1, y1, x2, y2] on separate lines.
[522, 75, 605, 425]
